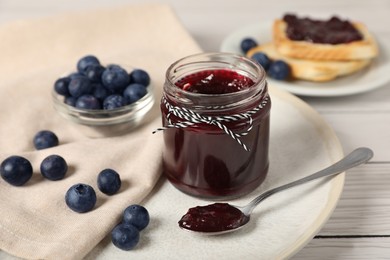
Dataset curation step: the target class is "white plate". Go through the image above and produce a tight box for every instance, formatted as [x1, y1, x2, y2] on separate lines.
[220, 22, 390, 97]
[86, 86, 345, 259]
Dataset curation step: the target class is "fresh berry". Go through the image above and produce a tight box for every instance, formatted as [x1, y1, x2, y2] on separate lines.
[129, 69, 150, 87]
[68, 75, 92, 97]
[75, 95, 101, 110]
[0, 156, 33, 186]
[123, 84, 147, 104]
[268, 60, 291, 80]
[54, 77, 70, 96]
[68, 72, 84, 79]
[111, 223, 140, 251]
[85, 64, 105, 82]
[64, 96, 77, 107]
[65, 183, 97, 213]
[40, 155, 68, 181]
[77, 55, 100, 74]
[33, 130, 59, 150]
[123, 204, 150, 231]
[55, 57, 151, 111]
[102, 65, 130, 93]
[103, 95, 126, 110]
[251, 52, 271, 70]
[92, 83, 111, 101]
[240, 38, 258, 53]
[97, 168, 121, 195]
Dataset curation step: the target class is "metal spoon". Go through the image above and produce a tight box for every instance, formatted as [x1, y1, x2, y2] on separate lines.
[178, 147, 374, 235]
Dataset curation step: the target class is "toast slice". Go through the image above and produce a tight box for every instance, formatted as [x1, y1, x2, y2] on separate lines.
[273, 19, 378, 61]
[247, 43, 372, 82]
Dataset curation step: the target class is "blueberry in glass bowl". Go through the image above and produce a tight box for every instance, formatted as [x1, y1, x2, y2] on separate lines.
[52, 56, 154, 137]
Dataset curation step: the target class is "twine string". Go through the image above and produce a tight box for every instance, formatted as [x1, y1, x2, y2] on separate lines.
[152, 96, 269, 151]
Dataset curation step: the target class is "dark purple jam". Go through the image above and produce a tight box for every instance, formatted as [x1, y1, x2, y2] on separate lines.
[175, 69, 254, 94]
[283, 14, 363, 44]
[161, 69, 270, 199]
[178, 203, 249, 232]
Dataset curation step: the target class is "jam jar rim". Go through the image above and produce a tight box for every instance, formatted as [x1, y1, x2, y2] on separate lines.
[164, 52, 267, 110]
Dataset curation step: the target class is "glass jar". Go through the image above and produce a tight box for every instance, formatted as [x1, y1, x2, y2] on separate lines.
[159, 52, 271, 199]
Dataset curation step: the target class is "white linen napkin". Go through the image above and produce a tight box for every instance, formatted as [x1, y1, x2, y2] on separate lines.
[0, 4, 201, 259]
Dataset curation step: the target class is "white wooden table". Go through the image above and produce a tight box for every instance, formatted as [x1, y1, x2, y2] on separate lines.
[1, 0, 389, 259]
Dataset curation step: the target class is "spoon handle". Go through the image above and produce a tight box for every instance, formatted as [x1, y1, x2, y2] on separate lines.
[243, 147, 373, 215]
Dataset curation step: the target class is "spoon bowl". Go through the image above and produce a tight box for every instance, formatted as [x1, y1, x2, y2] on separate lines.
[178, 147, 374, 235]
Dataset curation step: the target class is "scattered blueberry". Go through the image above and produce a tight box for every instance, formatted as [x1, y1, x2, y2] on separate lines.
[77, 55, 100, 74]
[0, 156, 33, 186]
[97, 168, 121, 195]
[68, 75, 92, 98]
[251, 52, 272, 70]
[102, 65, 130, 93]
[240, 37, 258, 53]
[123, 204, 150, 231]
[103, 95, 126, 110]
[40, 155, 68, 181]
[75, 95, 101, 110]
[33, 130, 59, 150]
[65, 183, 97, 213]
[123, 84, 147, 105]
[54, 77, 70, 96]
[85, 64, 105, 82]
[111, 223, 140, 251]
[129, 69, 150, 87]
[268, 60, 291, 80]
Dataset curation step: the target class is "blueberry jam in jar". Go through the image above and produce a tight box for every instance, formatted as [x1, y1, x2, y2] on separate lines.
[159, 53, 270, 199]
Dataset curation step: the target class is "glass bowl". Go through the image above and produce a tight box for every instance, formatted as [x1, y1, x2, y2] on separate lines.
[52, 84, 155, 137]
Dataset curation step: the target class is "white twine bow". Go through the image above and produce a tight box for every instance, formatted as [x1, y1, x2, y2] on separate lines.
[153, 96, 269, 151]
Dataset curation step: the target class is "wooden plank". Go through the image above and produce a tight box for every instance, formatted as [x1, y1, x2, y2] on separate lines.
[302, 80, 390, 112]
[292, 237, 390, 259]
[319, 162, 390, 235]
[311, 113, 390, 162]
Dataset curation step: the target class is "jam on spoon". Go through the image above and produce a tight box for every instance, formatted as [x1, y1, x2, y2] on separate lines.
[178, 147, 373, 235]
[178, 203, 249, 233]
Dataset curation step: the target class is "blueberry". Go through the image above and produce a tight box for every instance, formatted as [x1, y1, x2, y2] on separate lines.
[103, 94, 125, 110]
[123, 204, 150, 231]
[129, 69, 150, 87]
[75, 95, 101, 110]
[97, 168, 121, 195]
[68, 75, 92, 98]
[111, 223, 140, 251]
[123, 84, 147, 105]
[85, 64, 105, 82]
[0, 156, 33, 186]
[64, 96, 77, 107]
[240, 38, 258, 53]
[33, 130, 59, 150]
[65, 183, 97, 213]
[68, 72, 84, 79]
[101, 65, 130, 93]
[251, 52, 272, 70]
[77, 55, 100, 74]
[40, 155, 68, 181]
[92, 83, 111, 101]
[54, 77, 70, 96]
[267, 60, 291, 80]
